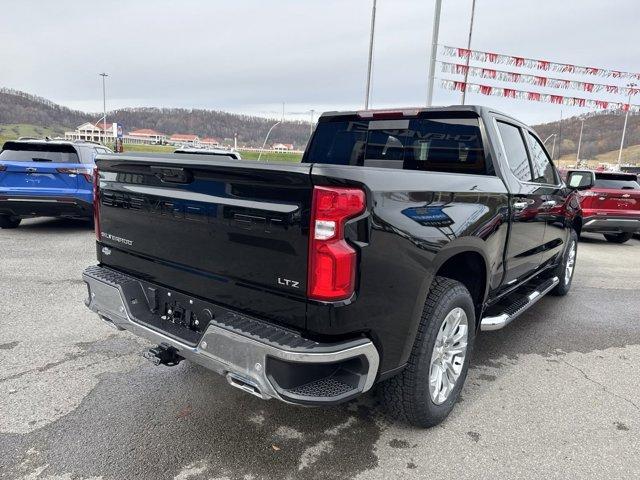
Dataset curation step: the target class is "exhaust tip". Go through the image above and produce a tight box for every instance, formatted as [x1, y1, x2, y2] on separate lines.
[226, 373, 267, 400]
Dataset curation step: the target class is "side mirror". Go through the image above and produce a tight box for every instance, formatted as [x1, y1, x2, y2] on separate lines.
[566, 171, 594, 190]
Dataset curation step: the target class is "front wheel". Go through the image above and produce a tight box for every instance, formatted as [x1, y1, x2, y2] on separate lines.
[603, 232, 633, 244]
[0, 215, 21, 229]
[380, 277, 475, 428]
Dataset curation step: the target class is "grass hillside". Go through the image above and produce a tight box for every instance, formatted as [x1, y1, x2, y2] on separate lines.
[0, 123, 68, 148]
[556, 143, 640, 168]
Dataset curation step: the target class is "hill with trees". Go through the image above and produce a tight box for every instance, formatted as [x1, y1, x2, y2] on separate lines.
[0, 88, 311, 148]
[533, 110, 640, 164]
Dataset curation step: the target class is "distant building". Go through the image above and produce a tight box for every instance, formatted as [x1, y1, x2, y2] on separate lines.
[169, 133, 199, 146]
[200, 137, 221, 147]
[129, 128, 166, 144]
[65, 122, 114, 143]
[272, 143, 294, 152]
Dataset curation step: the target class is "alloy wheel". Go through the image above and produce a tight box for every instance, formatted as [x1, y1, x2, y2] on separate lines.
[429, 307, 468, 405]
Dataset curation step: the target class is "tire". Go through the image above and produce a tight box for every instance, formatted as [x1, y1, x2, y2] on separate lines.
[550, 229, 578, 296]
[380, 277, 475, 428]
[0, 215, 21, 229]
[603, 232, 633, 244]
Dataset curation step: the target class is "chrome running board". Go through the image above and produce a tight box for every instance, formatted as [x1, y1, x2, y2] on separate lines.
[481, 276, 559, 331]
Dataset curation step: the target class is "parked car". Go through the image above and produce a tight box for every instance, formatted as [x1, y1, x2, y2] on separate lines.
[0, 139, 112, 228]
[83, 106, 581, 427]
[566, 170, 640, 243]
[174, 147, 241, 160]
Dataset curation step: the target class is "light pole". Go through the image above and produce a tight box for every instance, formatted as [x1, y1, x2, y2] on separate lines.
[426, 0, 443, 106]
[576, 119, 584, 162]
[258, 121, 281, 161]
[461, 0, 476, 105]
[617, 82, 637, 167]
[99, 73, 108, 143]
[364, 0, 377, 109]
[309, 109, 315, 138]
[543, 133, 557, 159]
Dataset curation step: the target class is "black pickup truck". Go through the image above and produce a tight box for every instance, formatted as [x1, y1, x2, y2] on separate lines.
[83, 106, 581, 427]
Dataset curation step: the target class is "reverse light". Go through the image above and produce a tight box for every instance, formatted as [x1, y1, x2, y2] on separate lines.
[308, 186, 366, 301]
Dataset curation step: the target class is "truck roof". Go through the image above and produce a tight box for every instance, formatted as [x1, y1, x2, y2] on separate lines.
[319, 104, 517, 122]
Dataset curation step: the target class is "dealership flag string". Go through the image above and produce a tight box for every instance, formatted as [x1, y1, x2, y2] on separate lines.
[439, 79, 640, 112]
[441, 45, 640, 80]
[440, 62, 640, 96]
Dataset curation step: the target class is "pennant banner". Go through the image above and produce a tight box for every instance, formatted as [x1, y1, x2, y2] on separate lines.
[439, 79, 640, 112]
[440, 62, 640, 96]
[441, 45, 640, 80]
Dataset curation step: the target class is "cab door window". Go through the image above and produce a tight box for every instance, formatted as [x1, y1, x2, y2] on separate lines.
[496, 121, 533, 182]
[526, 132, 557, 184]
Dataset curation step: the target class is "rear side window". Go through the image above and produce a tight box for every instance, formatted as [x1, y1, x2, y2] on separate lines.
[304, 117, 488, 174]
[0, 142, 80, 163]
[594, 174, 640, 189]
[526, 132, 557, 184]
[496, 122, 532, 182]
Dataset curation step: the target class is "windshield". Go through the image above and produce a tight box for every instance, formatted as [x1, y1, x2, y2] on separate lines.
[0, 142, 80, 163]
[303, 116, 488, 175]
[594, 174, 640, 190]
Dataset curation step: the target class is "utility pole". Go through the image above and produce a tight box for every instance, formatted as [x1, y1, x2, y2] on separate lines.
[576, 119, 584, 163]
[364, 0, 377, 109]
[99, 73, 108, 144]
[426, 0, 443, 106]
[617, 82, 637, 167]
[309, 109, 315, 138]
[557, 109, 563, 161]
[461, 0, 476, 105]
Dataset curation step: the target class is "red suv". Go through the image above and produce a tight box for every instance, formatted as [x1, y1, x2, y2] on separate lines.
[567, 170, 640, 243]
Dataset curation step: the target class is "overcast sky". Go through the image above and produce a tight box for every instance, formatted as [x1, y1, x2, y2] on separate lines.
[2, 0, 639, 125]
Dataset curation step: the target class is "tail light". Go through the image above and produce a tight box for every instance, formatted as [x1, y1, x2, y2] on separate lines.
[577, 189, 598, 208]
[308, 186, 366, 301]
[56, 167, 94, 182]
[93, 167, 101, 241]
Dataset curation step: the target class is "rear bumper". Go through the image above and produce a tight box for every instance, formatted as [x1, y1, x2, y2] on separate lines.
[0, 195, 92, 219]
[582, 216, 640, 233]
[82, 265, 379, 405]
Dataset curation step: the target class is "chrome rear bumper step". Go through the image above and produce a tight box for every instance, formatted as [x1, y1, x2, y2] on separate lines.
[480, 276, 559, 331]
[82, 265, 379, 405]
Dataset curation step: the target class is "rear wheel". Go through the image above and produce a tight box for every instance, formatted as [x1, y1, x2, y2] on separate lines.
[380, 277, 475, 428]
[603, 232, 633, 244]
[0, 215, 21, 229]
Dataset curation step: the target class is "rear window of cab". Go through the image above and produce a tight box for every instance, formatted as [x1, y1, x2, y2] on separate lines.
[303, 116, 489, 175]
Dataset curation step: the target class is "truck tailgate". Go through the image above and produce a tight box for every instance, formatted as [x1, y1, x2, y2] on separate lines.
[94, 154, 312, 329]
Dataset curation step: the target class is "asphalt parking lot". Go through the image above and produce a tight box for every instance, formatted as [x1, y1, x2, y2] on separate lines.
[1, 218, 639, 480]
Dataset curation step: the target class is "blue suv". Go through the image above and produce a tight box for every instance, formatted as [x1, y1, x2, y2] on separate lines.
[0, 139, 112, 228]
